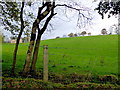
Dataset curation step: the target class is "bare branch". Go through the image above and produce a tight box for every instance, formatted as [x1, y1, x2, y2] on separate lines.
[40, 8, 57, 35]
[55, 3, 93, 29]
[56, 4, 88, 11]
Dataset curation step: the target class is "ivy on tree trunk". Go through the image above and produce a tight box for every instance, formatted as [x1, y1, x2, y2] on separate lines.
[22, 2, 53, 75]
[30, 5, 56, 73]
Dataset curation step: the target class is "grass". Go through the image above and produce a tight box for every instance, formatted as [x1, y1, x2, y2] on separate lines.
[2, 35, 119, 75]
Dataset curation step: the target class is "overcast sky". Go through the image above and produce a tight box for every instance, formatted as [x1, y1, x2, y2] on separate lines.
[41, 0, 118, 40]
[1, 0, 118, 40]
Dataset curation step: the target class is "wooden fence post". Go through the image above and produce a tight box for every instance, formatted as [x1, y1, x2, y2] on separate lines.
[43, 45, 48, 82]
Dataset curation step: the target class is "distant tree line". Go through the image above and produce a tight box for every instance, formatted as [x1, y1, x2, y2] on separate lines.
[67, 31, 91, 37]
[55, 26, 119, 39]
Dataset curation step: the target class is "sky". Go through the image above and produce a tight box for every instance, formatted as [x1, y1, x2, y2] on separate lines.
[41, 0, 118, 40]
[1, 0, 118, 40]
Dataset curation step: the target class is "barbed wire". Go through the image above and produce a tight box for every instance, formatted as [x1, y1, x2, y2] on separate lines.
[48, 53, 89, 57]
[47, 46, 118, 51]
[3, 44, 118, 51]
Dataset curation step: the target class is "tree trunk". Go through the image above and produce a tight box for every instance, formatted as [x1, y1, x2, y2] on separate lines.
[30, 4, 56, 74]
[22, 21, 37, 75]
[11, 2, 24, 75]
[22, 2, 52, 75]
[30, 26, 41, 73]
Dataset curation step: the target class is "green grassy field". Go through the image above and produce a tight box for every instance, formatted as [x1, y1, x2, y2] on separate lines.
[2, 35, 119, 75]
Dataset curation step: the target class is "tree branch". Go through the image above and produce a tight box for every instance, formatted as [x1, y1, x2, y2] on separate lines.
[37, 2, 50, 19]
[20, 1, 25, 29]
[55, 3, 92, 28]
[40, 7, 56, 35]
[56, 4, 87, 11]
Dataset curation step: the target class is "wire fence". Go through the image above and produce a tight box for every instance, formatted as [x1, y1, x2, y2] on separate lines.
[2, 44, 118, 77]
[4, 43, 118, 51]
[39, 45, 118, 76]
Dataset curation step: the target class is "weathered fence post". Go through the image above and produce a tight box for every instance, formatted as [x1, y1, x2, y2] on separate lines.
[43, 45, 48, 82]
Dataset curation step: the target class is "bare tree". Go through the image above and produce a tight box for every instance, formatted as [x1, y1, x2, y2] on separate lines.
[30, 1, 91, 75]
[101, 28, 107, 35]
[88, 32, 91, 36]
[109, 24, 119, 35]
[81, 31, 87, 36]
[68, 33, 74, 37]
[21, 0, 92, 76]
[30, 3, 56, 74]
[56, 36, 60, 39]
[74, 33, 78, 37]
[22, 1, 55, 75]
[113, 24, 119, 34]
[109, 26, 113, 35]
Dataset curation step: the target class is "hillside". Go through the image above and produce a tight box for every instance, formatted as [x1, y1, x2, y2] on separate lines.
[2, 35, 119, 75]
